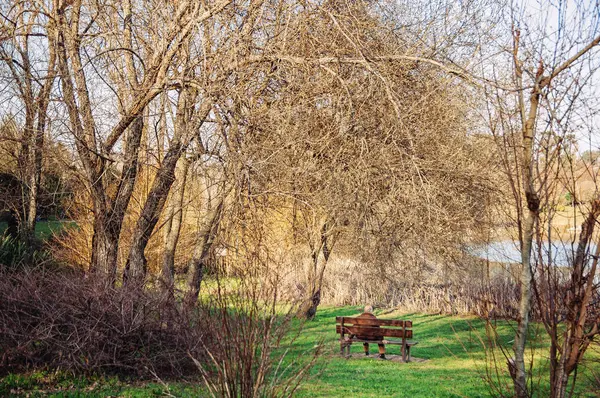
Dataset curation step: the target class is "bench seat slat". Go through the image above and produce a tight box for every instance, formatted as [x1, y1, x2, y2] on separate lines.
[340, 338, 418, 345]
[336, 316, 412, 327]
[336, 325, 413, 339]
[381, 340, 418, 346]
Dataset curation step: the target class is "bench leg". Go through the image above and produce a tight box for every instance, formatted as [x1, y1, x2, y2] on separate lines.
[340, 341, 351, 358]
[401, 343, 406, 362]
[378, 343, 386, 359]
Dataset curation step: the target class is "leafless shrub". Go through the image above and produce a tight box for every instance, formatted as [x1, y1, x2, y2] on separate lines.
[277, 250, 521, 319]
[191, 265, 323, 398]
[0, 267, 205, 377]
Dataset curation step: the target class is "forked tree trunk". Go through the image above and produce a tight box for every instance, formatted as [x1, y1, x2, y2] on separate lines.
[55, 6, 142, 284]
[509, 30, 600, 398]
[6, 23, 57, 250]
[53, 0, 209, 282]
[123, 92, 210, 287]
[298, 222, 331, 319]
[511, 30, 542, 398]
[88, 116, 144, 284]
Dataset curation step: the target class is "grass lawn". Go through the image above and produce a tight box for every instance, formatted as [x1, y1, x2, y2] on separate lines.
[289, 307, 598, 397]
[0, 220, 76, 241]
[1, 306, 599, 397]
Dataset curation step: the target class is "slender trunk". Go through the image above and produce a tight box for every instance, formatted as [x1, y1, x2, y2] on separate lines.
[511, 32, 542, 398]
[185, 197, 224, 306]
[508, 30, 600, 398]
[162, 158, 189, 291]
[14, 40, 35, 246]
[299, 222, 332, 319]
[123, 140, 185, 286]
[550, 201, 600, 398]
[18, 115, 34, 246]
[24, 46, 57, 247]
[123, 86, 194, 286]
[513, 208, 535, 398]
[124, 94, 210, 286]
[55, 4, 110, 278]
[553, 361, 569, 398]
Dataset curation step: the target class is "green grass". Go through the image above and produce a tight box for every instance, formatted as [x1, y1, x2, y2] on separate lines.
[0, 371, 204, 397]
[2, 306, 599, 397]
[287, 307, 574, 398]
[0, 220, 76, 241]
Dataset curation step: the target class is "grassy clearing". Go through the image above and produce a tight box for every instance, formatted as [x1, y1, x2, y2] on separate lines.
[0, 371, 204, 397]
[1, 306, 599, 397]
[0, 220, 76, 241]
[289, 307, 600, 397]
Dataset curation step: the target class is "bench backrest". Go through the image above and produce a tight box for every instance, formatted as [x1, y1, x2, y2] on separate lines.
[335, 316, 413, 339]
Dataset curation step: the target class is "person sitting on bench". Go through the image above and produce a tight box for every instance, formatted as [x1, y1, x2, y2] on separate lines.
[355, 305, 386, 359]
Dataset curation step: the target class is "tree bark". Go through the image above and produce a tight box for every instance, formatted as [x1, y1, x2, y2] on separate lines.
[2, 7, 57, 249]
[549, 200, 600, 398]
[510, 30, 542, 398]
[298, 221, 332, 319]
[162, 158, 190, 292]
[123, 91, 211, 286]
[52, 0, 209, 280]
[123, 141, 183, 286]
[508, 29, 600, 398]
[184, 196, 224, 307]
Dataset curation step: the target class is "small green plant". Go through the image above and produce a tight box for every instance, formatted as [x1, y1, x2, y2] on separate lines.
[0, 235, 26, 267]
[0, 235, 51, 268]
[565, 192, 573, 205]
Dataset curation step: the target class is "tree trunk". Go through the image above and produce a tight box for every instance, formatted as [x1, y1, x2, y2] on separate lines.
[553, 360, 569, 398]
[124, 92, 211, 286]
[23, 43, 56, 248]
[298, 222, 332, 319]
[162, 158, 190, 292]
[90, 217, 120, 283]
[549, 200, 600, 398]
[123, 140, 185, 286]
[184, 197, 224, 307]
[511, 31, 542, 398]
[53, 1, 192, 280]
[513, 207, 535, 398]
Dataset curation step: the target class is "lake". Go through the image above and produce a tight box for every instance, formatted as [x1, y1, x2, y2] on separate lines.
[471, 240, 598, 267]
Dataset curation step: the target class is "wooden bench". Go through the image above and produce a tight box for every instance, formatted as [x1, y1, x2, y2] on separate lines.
[336, 316, 418, 362]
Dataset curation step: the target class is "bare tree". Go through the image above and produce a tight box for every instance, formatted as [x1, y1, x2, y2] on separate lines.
[49, 0, 231, 284]
[0, 1, 57, 247]
[161, 157, 190, 292]
[225, 0, 496, 318]
[480, 2, 600, 395]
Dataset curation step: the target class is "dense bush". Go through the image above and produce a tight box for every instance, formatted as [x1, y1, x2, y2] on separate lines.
[0, 268, 205, 377]
[0, 267, 321, 397]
